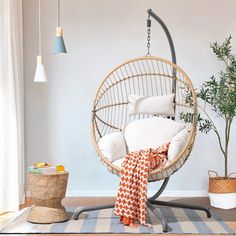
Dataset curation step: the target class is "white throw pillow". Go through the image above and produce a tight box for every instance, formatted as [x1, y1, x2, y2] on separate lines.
[128, 93, 175, 116]
[98, 132, 127, 162]
[168, 129, 189, 162]
[123, 117, 185, 152]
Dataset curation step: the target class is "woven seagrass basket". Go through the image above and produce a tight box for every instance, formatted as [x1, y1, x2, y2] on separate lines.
[208, 171, 236, 194]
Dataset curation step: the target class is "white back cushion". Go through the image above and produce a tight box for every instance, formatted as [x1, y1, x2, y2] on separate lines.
[128, 93, 175, 116]
[98, 132, 127, 162]
[124, 117, 185, 152]
[168, 129, 189, 162]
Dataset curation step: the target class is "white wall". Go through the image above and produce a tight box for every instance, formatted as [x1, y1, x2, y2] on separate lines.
[23, 0, 236, 197]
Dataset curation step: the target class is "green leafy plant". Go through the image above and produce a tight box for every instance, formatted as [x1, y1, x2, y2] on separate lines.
[181, 36, 236, 178]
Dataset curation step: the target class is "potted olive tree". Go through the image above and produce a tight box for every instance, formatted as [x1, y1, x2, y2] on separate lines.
[181, 36, 236, 209]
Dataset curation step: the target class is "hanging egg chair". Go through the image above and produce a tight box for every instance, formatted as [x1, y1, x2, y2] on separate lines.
[92, 55, 197, 182]
[73, 9, 211, 232]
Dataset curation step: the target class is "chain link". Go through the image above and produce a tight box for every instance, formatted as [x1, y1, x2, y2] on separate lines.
[146, 18, 151, 56]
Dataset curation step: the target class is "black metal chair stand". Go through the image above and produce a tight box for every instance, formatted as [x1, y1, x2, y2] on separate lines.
[73, 178, 211, 232]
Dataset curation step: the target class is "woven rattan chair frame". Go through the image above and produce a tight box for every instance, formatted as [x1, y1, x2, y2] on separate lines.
[91, 55, 198, 182]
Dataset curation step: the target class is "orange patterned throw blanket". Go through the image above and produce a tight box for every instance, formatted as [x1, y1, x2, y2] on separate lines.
[114, 143, 169, 227]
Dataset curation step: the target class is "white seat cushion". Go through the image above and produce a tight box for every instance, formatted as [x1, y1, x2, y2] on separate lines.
[112, 127, 188, 168]
[98, 132, 127, 162]
[168, 129, 189, 162]
[128, 93, 175, 116]
[112, 158, 125, 168]
[123, 117, 185, 152]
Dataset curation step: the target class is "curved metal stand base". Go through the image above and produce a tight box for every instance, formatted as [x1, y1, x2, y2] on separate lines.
[148, 199, 212, 218]
[73, 204, 115, 220]
[73, 199, 211, 232]
[73, 202, 169, 232]
[73, 177, 212, 232]
[73, 200, 211, 232]
[147, 201, 168, 232]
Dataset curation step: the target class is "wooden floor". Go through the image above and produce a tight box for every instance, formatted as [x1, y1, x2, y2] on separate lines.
[14, 197, 236, 235]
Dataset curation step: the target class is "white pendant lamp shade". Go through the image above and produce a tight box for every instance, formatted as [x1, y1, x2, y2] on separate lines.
[34, 0, 47, 82]
[54, 0, 67, 54]
[34, 55, 47, 82]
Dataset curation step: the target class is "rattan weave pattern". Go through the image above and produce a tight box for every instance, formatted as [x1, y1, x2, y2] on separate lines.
[91, 56, 198, 181]
[209, 177, 236, 193]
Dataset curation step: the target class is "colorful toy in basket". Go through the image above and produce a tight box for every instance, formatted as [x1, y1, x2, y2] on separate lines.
[34, 162, 51, 168]
[56, 165, 65, 172]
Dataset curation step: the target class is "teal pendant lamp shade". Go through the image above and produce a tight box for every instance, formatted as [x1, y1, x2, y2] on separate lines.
[53, 27, 67, 53]
[53, 0, 67, 54]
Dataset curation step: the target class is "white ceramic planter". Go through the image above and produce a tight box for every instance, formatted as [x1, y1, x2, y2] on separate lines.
[209, 192, 236, 209]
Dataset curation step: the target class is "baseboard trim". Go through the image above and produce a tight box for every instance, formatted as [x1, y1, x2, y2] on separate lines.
[65, 190, 208, 197]
[26, 190, 208, 198]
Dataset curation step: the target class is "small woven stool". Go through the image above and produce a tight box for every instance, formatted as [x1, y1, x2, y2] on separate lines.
[27, 172, 69, 224]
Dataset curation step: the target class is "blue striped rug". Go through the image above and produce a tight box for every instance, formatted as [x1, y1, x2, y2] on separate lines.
[1, 206, 234, 234]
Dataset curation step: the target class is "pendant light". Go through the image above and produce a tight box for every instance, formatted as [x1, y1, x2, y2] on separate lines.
[53, 0, 67, 54]
[34, 0, 47, 82]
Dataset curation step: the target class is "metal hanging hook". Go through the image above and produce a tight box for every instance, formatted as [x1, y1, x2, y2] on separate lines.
[146, 9, 176, 65]
[146, 9, 177, 95]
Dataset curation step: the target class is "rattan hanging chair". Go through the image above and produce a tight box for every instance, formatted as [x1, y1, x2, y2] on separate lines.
[92, 55, 197, 182]
[73, 9, 211, 232]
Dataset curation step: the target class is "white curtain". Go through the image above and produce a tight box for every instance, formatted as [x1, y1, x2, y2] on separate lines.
[0, 0, 25, 212]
